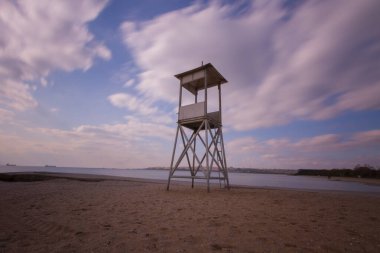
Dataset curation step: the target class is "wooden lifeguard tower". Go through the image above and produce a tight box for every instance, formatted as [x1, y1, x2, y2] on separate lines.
[166, 63, 230, 192]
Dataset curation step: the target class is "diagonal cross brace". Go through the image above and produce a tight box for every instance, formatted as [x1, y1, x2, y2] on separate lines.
[171, 120, 205, 175]
[197, 128, 223, 172]
[179, 125, 205, 175]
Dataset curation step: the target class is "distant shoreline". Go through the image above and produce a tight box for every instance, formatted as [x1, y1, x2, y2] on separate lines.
[329, 176, 380, 186]
[1, 172, 379, 197]
[0, 172, 168, 185]
[1, 164, 298, 175]
[1, 166, 379, 193]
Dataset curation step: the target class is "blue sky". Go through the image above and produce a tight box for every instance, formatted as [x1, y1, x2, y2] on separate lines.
[0, 0, 379, 169]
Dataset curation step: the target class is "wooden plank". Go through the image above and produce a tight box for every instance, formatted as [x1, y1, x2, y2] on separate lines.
[179, 102, 205, 121]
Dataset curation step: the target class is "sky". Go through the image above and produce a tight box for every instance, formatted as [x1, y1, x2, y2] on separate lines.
[0, 0, 379, 169]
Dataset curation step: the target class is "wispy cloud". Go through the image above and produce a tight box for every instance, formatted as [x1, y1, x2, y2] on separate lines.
[107, 91, 175, 125]
[226, 129, 380, 169]
[121, 0, 380, 130]
[0, 0, 111, 112]
[0, 79, 37, 111]
[108, 93, 158, 115]
[0, 117, 174, 168]
[0, 108, 14, 122]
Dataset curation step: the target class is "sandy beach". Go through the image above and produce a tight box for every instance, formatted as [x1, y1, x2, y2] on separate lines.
[0, 173, 379, 252]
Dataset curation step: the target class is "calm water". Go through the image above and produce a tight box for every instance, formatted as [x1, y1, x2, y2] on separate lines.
[1, 166, 379, 193]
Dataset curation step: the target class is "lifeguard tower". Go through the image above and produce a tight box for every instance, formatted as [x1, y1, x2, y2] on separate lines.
[166, 63, 230, 192]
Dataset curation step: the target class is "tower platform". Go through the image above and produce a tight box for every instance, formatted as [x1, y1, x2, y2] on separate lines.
[178, 111, 221, 130]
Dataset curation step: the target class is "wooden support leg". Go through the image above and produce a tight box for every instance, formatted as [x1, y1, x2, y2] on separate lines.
[220, 127, 230, 190]
[167, 125, 180, 191]
[205, 121, 210, 193]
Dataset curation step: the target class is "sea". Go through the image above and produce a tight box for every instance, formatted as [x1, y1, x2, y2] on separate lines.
[1, 166, 380, 193]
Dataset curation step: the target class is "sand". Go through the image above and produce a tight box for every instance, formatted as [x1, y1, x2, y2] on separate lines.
[0, 173, 379, 253]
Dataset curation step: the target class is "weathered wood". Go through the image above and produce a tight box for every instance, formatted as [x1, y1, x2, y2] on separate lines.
[167, 125, 180, 190]
[174, 63, 227, 95]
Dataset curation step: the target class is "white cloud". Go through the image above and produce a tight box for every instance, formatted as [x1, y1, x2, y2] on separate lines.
[49, 107, 59, 113]
[108, 91, 175, 125]
[227, 136, 258, 153]
[74, 118, 174, 141]
[0, 0, 111, 112]
[293, 134, 341, 149]
[40, 78, 48, 87]
[0, 108, 14, 122]
[121, 0, 380, 131]
[0, 79, 38, 111]
[0, 118, 175, 168]
[350, 129, 380, 146]
[226, 129, 380, 169]
[124, 79, 135, 87]
[108, 92, 158, 115]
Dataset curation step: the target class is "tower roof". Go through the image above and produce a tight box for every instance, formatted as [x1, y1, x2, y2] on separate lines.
[175, 63, 227, 95]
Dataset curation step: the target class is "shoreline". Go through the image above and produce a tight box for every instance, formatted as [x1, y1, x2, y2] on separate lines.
[329, 176, 380, 186]
[2, 166, 380, 188]
[1, 171, 379, 196]
[0, 171, 168, 184]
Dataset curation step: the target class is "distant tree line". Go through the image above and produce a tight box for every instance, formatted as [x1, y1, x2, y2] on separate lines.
[296, 164, 380, 179]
